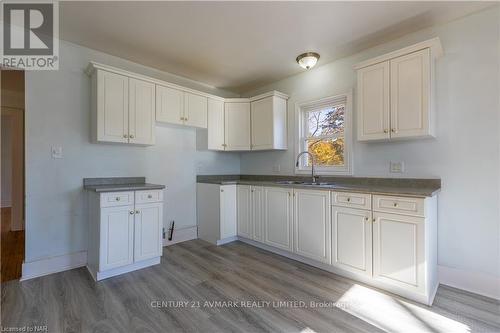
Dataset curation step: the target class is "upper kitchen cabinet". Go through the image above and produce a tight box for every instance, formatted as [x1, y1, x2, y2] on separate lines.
[156, 85, 208, 128]
[250, 92, 288, 150]
[207, 98, 225, 150]
[88, 63, 156, 145]
[224, 100, 251, 151]
[155, 84, 184, 125]
[354, 38, 442, 142]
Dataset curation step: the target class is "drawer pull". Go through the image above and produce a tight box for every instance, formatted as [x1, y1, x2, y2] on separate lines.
[394, 202, 398, 207]
[115, 197, 120, 201]
[129, 211, 134, 215]
[135, 210, 140, 214]
[347, 198, 351, 202]
[364, 217, 369, 221]
[148, 194, 153, 199]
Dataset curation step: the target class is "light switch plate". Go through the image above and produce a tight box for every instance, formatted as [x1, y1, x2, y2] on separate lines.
[51, 146, 63, 159]
[390, 161, 404, 173]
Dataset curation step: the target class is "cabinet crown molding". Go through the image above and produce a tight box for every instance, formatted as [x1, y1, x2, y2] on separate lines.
[353, 37, 443, 70]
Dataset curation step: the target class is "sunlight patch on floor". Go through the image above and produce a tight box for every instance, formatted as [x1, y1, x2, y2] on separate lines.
[337, 284, 471, 333]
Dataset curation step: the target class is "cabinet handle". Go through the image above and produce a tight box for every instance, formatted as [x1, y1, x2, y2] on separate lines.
[148, 194, 153, 199]
[185, 118, 189, 121]
[365, 217, 369, 221]
[391, 129, 397, 133]
[393, 202, 398, 207]
[384, 129, 388, 133]
[135, 210, 140, 214]
[123, 134, 128, 138]
[129, 134, 135, 139]
[129, 211, 135, 215]
[347, 197, 351, 202]
[222, 144, 227, 147]
[221, 189, 224, 192]
[372, 218, 376, 222]
[115, 197, 120, 201]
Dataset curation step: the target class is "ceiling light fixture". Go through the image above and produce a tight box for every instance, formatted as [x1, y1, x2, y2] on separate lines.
[296, 52, 320, 70]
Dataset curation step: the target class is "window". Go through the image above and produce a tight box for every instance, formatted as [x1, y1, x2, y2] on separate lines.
[296, 93, 352, 175]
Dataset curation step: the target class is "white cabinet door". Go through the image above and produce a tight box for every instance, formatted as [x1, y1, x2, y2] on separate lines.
[332, 207, 372, 276]
[251, 96, 287, 150]
[129, 78, 155, 145]
[357, 61, 390, 141]
[237, 185, 252, 239]
[155, 85, 184, 125]
[220, 185, 237, 240]
[373, 212, 425, 292]
[207, 98, 225, 150]
[134, 202, 163, 262]
[264, 187, 293, 251]
[100, 205, 134, 270]
[225, 102, 251, 151]
[184, 92, 208, 128]
[390, 48, 431, 139]
[97, 70, 129, 143]
[251, 97, 273, 150]
[251, 186, 264, 242]
[294, 189, 331, 264]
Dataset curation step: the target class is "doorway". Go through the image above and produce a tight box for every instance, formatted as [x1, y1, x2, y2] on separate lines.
[1, 69, 25, 282]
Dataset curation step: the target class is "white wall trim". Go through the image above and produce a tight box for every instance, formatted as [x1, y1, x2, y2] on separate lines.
[163, 225, 198, 247]
[21, 251, 87, 281]
[439, 265, 500, 300]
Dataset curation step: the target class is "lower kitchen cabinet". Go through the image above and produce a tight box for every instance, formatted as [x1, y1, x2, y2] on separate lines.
[372, 211, 425, 292]
[99, 204, 135, 271]
[237, 185, 252, 239]
[134, 202, 163, 262]
[251, 186, 264, 242]
[197, 183, 237, 245]
[264, 187, 293, 251]
[332, 206, 372, 276]
[87, 189, 164, 281]
[293, 189, 331, 264]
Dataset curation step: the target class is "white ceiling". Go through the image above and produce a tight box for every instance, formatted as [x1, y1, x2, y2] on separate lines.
[60, 1, 494, 94]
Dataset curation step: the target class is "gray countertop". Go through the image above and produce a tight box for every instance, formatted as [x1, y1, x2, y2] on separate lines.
[83, 177, 165, 193]
[197, 175, 441, 197]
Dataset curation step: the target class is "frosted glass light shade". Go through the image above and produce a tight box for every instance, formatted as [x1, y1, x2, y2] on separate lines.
[296, 52, 320, 69]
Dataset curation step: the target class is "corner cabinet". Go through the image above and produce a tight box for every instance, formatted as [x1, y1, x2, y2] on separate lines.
[355, 38, 442, 142]
[87, 190, 164, 281]
[89, 67, 155, 145]
[156, 85, 208, 129]
[208, 91, 289, 151]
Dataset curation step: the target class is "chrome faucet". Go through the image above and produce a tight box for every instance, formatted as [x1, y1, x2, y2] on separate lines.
[295, 151, 317, 184]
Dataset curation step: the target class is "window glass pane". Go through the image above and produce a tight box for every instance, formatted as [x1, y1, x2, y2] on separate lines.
[306, 104, 345, 137]
[306, 137, 345, 166]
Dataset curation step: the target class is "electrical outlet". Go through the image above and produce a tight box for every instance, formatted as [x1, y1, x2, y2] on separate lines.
[390, 161, 405, 173]
[51, 146, 63, 159]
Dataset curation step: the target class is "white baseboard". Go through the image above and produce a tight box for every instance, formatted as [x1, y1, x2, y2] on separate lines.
[217, 236, 238, 246]
[163, 226, 198, 247]
[439, 265, 500, 300]
[21, 251, 87, 281]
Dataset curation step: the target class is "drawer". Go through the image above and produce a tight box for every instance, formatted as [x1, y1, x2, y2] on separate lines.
[135, 190, 163, 204]
[332, 191, 372, 210]
[373, 195, 424, 217]
[100, 191, 134, 207]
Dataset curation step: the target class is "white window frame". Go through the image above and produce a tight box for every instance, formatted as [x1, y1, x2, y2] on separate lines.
[294, 91, 353, 176]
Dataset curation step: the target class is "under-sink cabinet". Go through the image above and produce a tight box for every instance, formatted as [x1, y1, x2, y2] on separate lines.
[87, 189, 164, 280]
[197, 183, 438, 305]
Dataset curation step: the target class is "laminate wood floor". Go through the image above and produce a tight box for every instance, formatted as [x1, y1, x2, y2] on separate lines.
[1, 208, 24, 282]
[1, 239, 499, 333]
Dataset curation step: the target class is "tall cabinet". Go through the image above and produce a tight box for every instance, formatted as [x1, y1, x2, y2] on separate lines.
[355, 38, 442, 141]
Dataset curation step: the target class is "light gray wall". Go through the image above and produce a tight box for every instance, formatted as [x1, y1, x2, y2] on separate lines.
[241, 8, 500, 278]
[1, 116, 12, 208]
[25, 41, 241, 263]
